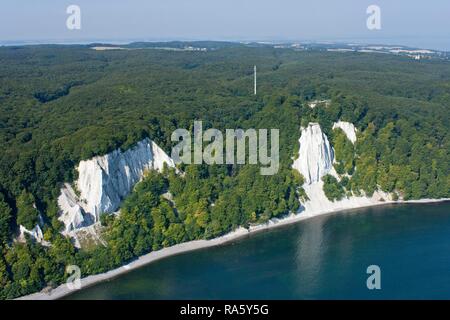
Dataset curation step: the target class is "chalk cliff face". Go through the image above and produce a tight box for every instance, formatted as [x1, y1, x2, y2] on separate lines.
[333, 121, 357, 144]
[292, 123, 334, 184]
[58, 138, 175, 232]
[293, 121, 393, 215]
[58, 184, 90, 232]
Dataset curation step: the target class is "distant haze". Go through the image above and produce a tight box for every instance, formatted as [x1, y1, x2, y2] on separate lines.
[1, 0, 450, 50]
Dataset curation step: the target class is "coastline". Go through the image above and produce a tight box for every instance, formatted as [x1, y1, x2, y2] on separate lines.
[16, 197, 449, 300]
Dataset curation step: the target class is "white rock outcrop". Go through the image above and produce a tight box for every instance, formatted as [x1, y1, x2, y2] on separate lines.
[333, 121, 357, 144]
[293, 123, 334, 184]
[19, 224, 44, 243]
[58, 138, 175, 232]
[18, 214, 50, 245]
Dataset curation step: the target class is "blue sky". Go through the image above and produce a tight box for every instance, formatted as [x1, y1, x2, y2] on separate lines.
[1, 0, 450, 50]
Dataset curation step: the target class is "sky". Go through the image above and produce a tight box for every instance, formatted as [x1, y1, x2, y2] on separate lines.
[1, 0, 450, 50]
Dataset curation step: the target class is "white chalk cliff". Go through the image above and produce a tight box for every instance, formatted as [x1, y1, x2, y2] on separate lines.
[293, 121, 393, 216]
[292, 123, 334, 184]
[58, 184, 89, 232]
[58, 138, 175, 233]
[333, 121, 357, 144]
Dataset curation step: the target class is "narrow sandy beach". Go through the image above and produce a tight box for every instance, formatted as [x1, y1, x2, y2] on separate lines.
[17, 197, 449, 300]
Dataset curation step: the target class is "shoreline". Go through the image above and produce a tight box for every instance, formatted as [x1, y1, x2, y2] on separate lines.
[16, 197, 449, 300]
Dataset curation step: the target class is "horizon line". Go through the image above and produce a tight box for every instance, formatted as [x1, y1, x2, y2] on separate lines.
[0, 38, 447, 53]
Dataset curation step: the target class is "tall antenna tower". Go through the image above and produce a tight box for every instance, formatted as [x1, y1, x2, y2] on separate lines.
[254, 65, 257, 95]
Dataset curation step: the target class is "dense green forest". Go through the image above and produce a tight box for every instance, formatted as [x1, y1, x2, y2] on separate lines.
[0, 43, 449, 298]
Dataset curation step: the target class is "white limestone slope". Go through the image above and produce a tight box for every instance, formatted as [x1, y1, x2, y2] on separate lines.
[293, 121, 392, 216]
[18, 224, 44, 243]
[301, 181, 392, 217]
[333, 121, 357, 144]
[58, 138, 175, 233]
[18, 214, 50, 245]
[292, 123, 334, 184]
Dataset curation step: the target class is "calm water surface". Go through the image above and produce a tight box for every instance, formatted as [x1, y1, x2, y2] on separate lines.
[66, 202, 450, 299]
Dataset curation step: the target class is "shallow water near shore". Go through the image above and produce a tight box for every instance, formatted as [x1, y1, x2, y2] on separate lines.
[65, 202, 450, 299]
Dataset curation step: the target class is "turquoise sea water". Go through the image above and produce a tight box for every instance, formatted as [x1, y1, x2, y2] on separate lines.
[66, 202, 450, 299]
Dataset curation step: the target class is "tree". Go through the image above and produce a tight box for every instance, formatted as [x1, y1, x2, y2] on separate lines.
[322, 175, 345, 201]
[163, 224, 186, 246]
[332, 129, 355, 175]
[0, 255, 10, 290]
[16, 191, 40, 230]
[0, 193, 12, 244]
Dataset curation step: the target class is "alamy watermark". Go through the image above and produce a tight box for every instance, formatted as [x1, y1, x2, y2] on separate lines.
[366, 265, 381, 290]
[367, 5, 381, 30]
[171, 121, 279, 175]
[66, 5, 81, 30]
[64, 4, 380, 32]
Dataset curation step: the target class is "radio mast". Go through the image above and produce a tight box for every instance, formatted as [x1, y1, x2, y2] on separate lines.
[254, 65, 257, 95]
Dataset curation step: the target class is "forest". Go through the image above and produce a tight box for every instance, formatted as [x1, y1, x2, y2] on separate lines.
[0, 42, 449, 298]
